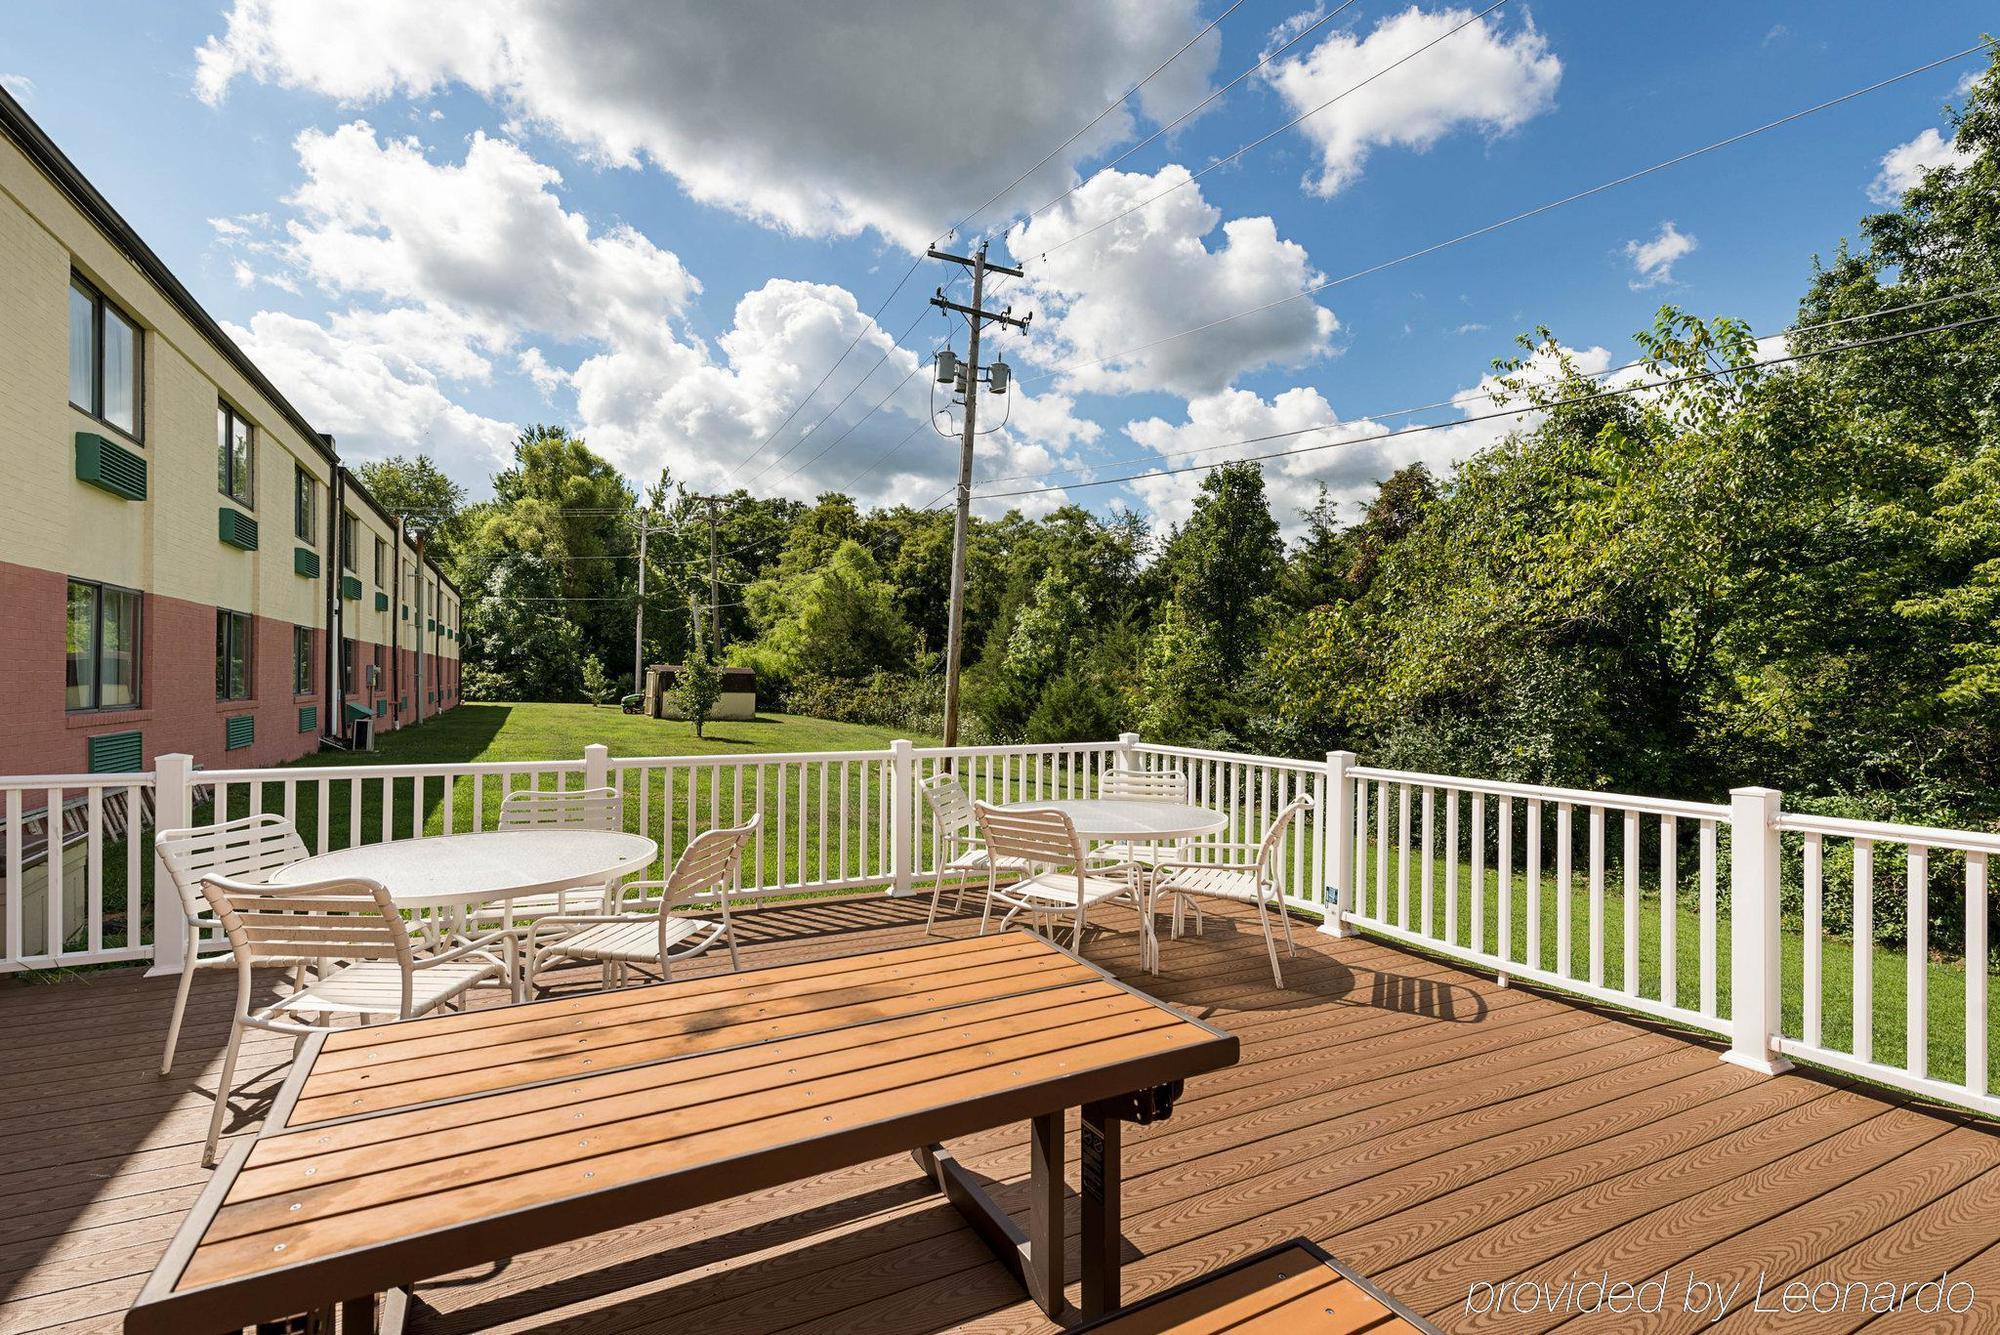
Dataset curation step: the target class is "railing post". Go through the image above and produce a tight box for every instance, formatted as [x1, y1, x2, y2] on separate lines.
[1320, 751, 1356, 937]
[888, 739, 916, 897]
[1725, 786, 1791, 1075]
[1116, 732, 1140, 774]
[144, 753, 194, 977]
[583, 744, 609, 793]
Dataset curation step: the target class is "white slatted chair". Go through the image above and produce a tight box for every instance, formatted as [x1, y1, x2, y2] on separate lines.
[1153, 794, 1311, 987]
[154, 815, 311, 1076]
[1091, 767, 1194, 878]
[527, 815, 759, 992]
[919, 773, 1030, 936]
[972, 802, 1142, 954]
[195, 873, 515, 1165]
[468, 786, 623, 933]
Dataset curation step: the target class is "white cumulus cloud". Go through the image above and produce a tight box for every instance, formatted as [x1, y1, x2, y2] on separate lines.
[194, 0, 1222, 251]
[1624, 220, 1696, 289]
[1262, 5, 1562, 196]
[1868, 127, 1974, 205]
[1006, 165, 1337, 398]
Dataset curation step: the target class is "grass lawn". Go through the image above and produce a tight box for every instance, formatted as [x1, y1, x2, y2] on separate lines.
[1350, 843, 2000, 1096]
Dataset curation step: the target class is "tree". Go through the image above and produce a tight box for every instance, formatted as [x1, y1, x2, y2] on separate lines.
[737, 540, 915, 686]
[674, 601, 724, 739]
[580, 655, 612, 708]
[353, 455, 468, 567]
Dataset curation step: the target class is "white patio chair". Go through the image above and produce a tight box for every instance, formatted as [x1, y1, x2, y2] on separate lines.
[1152, 794, 1311, 987]
[468, 785, 623, 934]
[1091, 767, 1194, 879]
[527, 815, 759, 992]
[972, 802, 1142, 955]
[195, 872, 515, 1165]
[918, 773, 1029, 936]
[154, 814, 310, 1076]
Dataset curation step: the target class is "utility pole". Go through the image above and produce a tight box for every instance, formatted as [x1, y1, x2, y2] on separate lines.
[929, 240, 1029, 747]
[633, 509, 652, 694]
[690, 495, 727, 657]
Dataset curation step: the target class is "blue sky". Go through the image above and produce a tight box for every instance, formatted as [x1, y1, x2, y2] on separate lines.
[2, 2, 1990, 533]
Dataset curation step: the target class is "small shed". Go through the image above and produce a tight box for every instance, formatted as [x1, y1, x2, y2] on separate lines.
[645, 664, 758, 721]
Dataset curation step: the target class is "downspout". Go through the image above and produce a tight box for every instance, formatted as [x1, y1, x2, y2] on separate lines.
[414, 531, 427, 727]
[391, 515, 403, 731]
[323, 443, 342, 745]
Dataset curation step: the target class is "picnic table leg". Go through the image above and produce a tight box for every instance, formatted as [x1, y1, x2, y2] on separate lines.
[335, 1286, 409, 1334]
[1080, 1100, 1123, 1320]
[913, 1110, 1066, 1319]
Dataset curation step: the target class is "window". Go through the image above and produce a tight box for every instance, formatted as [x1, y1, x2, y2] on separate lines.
[217, 402, 254, 506]
[65, 579, 141, 710]
[374, 536, 386, 588]
[374, 643, 385, 688]
[294, 466, 317, 544]
[292, 626, 312, 695]
[341, 637, 355, 696]
[216, 610, 252, 701]
[68, 275, 142, 440]
[340, 512, 357, 572]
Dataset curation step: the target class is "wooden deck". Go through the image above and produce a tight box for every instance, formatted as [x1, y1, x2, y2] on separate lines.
[4, 894, 1998, 1334]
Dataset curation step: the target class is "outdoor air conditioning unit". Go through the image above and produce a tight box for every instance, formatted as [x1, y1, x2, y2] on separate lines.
[351, 716, 375, 752]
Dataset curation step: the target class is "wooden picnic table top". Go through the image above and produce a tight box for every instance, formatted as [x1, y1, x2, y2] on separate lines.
[127, 930, 1238, 1334]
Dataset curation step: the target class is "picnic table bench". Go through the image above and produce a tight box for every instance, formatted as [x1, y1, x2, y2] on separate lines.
[126, 930, 1238, 1333]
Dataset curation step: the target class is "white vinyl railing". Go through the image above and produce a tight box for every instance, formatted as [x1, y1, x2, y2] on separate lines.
[2, 736, 1995, 1118]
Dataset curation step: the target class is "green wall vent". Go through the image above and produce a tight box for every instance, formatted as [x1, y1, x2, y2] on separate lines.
[374, 591, 389, 612]
[86, 730, 144, 773]
[294, 547, 320, 578]
[224, 714, 255, 751]
[427, 617, 436, 632]
[374, 699, 387, 717]
[297, 705, 317, 734]
[218, 508, 259, 551]
[75, 432, 147, 501]
[340, 575, 362, 600]
[402, 604, 410, 620]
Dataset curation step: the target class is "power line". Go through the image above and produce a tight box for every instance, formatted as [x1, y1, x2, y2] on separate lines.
[1020, 38, 1999, 388]
[982, 283, 2000, 488]
[972, 309, 2000, 501]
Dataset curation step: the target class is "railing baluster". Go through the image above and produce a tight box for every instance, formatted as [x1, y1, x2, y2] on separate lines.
[1660, 815, 1677, 1009]
[1471, 792, 1486, 954]
[85, 785, 103, 954]
[1498, 796, 1512, 968]
[1588, 805, 1606, 987]
[347, 777, 361, 848]
[316, 778, 330, 852]
[1968, 853, 1989, 1097]
[1908, 843, 1928, 1079]
[1376, 780, 1391, 920]
[1526, 798, 1542, 971]
[1420, 786, 1435, 935]
[1803, 832, 1823, 1048]
[1623, 809, 1640, 994]
[4, 789, 21, 964]
[381, 774, 395, 845]
[817, 761, 830, 884]
[472, 772, 485, 833]
[44, 785, 63, 958]
[1853, 839, 1873, 1063]
[1556, 802, 1573, 977]
[1443, 788, 1459, 944]
[125, 782, 144, 951]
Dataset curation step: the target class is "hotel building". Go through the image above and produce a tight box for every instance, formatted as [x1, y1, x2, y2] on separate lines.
[0, 87, 461, 778]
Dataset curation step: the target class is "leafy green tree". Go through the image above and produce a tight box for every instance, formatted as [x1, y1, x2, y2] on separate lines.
[737, 540, 915, 686]
[354, 455, 469, 568]
[673, 602, 724, 739]
[580, 654, 611, 708]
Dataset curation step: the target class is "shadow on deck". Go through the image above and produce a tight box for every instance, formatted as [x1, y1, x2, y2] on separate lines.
[3, 893, 1998, 1334]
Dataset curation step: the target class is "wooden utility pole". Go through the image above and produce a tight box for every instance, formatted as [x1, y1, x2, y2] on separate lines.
[633, 510, 652, 694]
[690, 495, 727, 657]
[928, 241, 1028, 747]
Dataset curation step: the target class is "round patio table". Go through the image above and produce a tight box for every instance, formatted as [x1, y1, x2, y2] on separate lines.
[995, 799, 1226, 972]
[268, 829, 658, 914]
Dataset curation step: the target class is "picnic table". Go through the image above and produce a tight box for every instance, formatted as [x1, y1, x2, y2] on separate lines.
[126, 930, 1238, 1333]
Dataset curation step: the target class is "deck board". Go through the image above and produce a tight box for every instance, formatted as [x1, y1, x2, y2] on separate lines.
[3, 894, 1996, 1333]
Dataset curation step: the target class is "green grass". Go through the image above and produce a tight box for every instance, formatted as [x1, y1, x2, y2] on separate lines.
[1348, 841, 2000, 1096]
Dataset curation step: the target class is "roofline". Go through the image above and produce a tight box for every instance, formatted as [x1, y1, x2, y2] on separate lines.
[0, 85, 339, 469]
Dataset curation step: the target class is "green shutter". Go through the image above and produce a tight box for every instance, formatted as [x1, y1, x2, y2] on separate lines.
[341, 575, 362, 600]
[374, 591, 389, 612]
[297, 705, 317, 734]
[224, 714, 255, 750]
[74, 432, 147, 501]
[294, 547, 320, 578]
[218, 508, 259, 551]
[374, 699, 387, 717]
[427, 617, 435, 632]
[86, 730, 143, 773]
